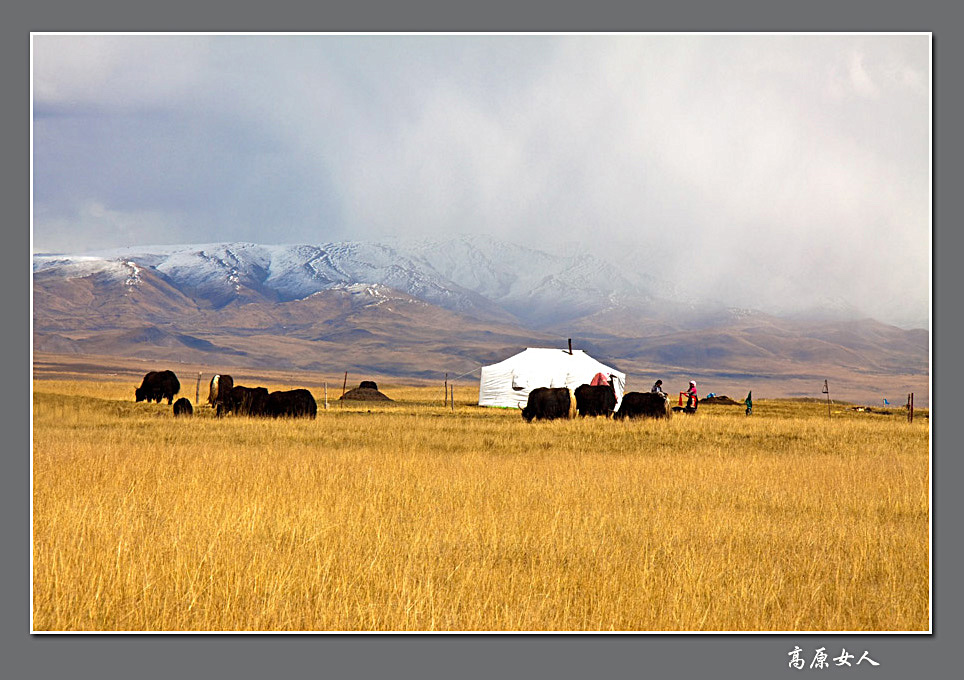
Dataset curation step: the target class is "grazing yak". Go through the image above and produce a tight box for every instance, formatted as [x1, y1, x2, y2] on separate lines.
[574, 383, 617, 417]
[521, 387, 577, 422]
[207, 374, 234, 407]
[172, 398, 194, 417]
[614, 392, 671, 420]
[217, 385, 270, 417]
[135, 370, 181, 404]
[266, 389, 318, 419]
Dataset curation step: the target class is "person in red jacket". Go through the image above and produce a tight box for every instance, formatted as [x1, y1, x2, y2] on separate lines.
[684, 380, 698, 410]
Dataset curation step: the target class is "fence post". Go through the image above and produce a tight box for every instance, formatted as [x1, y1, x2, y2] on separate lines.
[324, 382, 328, 410]
[444, 373, 448, 407]
[196, 372, 201, 405]
[342, 372, 348, 398]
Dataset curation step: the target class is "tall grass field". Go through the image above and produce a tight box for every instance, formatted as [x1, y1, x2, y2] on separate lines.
[32, 380, 929, 631]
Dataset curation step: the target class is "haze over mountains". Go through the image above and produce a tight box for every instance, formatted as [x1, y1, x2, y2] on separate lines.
[33, 236, 929, 404]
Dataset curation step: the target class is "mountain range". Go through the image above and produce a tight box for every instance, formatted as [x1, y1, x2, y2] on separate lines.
[32, 236, 929, 405]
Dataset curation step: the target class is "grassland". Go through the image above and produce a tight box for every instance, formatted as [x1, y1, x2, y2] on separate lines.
[32, 380, 929, 631]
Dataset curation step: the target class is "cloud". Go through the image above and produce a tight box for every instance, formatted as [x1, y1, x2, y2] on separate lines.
[33, 35, 209, 112]
[31, 34, 930, 327]
[33, 200, 174, 253]
[848, 50, 880, 97]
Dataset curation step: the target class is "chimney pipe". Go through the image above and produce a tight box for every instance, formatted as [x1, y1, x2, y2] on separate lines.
[568, 338, 573, 355]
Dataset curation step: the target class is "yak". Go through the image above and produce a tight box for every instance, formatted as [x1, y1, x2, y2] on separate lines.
[172, 398, 194, 417]
[521, 387, 576, 422]
[207, 374, 234, 407]
[574, 383, 617, 417]
[614, 392, 671, 420]
[266, 389, 318, 419]
[135, 370, 181, 404]
[217, 385, 270, 417]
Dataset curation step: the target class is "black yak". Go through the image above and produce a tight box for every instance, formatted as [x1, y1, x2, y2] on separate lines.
[615, 392, 671, 420]
[217, 385, 270, 417]
[135, 370, 180, 404]
[574, 383, 617, 417]
[266, 389, 318, 419]
[172, 398, 194, 417]
[521, 387, 576, 422]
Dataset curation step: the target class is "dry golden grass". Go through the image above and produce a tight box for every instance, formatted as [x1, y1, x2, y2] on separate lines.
[32, 380, 929, 631]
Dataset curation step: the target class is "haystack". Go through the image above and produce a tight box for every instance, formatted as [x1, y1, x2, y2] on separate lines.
[340, 381, 393, 402]
[700, 395, 742, 405]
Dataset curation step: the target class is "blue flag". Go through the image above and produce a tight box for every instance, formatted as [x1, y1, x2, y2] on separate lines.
[883, 398, 890, 405]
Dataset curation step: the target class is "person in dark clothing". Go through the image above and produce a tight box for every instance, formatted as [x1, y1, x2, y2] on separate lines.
[651, 379, 665, 395]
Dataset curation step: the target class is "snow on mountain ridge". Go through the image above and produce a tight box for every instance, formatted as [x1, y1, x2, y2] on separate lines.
[124, 261, 141, 287]
[30, 237, 798, 328]
[38, 236, 665, 300]
[33, 255, 131, 281]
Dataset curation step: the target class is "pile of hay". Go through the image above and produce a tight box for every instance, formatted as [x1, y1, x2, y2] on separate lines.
[700, 395, 742, 405]
[340, 381, 393, 402]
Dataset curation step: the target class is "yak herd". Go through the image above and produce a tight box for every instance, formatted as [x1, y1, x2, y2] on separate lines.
[136, 370, 684, 422]
[135, 370, 317, 419]
[521, 384, 679, 422]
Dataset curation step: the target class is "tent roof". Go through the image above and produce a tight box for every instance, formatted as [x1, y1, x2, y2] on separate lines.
[483, 347, 621, 371]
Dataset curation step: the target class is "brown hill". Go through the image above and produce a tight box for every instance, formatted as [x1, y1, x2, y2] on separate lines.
[34, 274, 561, 379]
[32, 264, 929, 405]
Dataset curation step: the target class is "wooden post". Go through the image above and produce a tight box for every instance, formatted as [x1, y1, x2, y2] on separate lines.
[823, 379, 832, 418]
[324, 382, 328, 410]
[568, 338, 573, 355]
[444, 373, 448, 407]
[451, 384, 455, 411]
[907, 392, 914, 423]
[195, 372, 202, 405]
[342, 371, 348, 398]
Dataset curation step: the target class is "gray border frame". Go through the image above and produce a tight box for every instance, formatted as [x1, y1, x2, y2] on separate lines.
[10, 2, 958, 678]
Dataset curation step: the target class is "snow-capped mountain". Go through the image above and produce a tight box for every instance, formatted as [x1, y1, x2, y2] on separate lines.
[33, 236, 682, 328]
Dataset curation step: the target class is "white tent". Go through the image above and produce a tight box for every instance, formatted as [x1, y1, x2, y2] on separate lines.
[478, 348, 626, 409]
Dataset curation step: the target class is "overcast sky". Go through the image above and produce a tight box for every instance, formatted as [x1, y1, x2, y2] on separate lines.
[32, 34, 930, 327]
